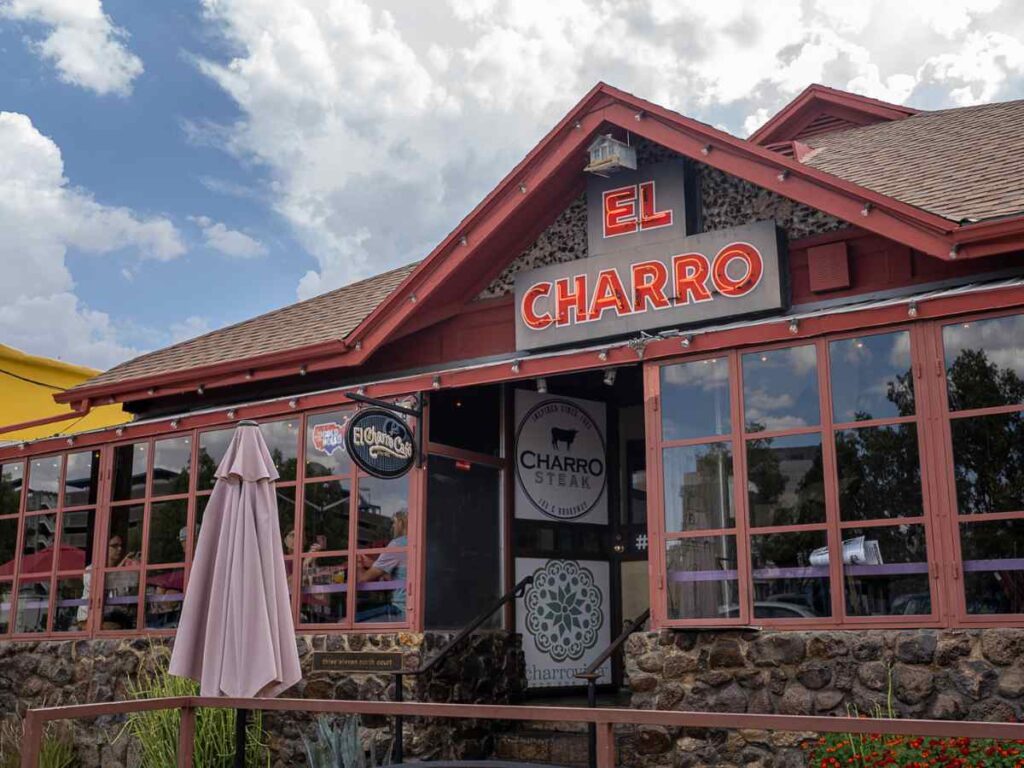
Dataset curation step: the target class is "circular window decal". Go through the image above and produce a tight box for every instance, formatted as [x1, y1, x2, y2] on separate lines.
[515, 397, 607, 521]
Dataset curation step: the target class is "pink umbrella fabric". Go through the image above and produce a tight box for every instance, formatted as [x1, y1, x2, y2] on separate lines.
[169, 422, 301, 698]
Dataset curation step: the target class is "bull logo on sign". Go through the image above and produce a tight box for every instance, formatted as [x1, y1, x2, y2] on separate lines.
[550, 427, 578, 451]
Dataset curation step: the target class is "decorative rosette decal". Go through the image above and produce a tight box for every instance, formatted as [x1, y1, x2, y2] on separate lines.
[524, 559, 604, 662]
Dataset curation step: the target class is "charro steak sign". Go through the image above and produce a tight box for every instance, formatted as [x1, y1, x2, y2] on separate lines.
[514, 390, 607, 524]
[514, 220, 787, 351]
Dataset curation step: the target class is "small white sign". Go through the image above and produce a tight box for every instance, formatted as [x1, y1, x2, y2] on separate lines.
[516, 558, 612, 689]
[514, 390, 608, 524]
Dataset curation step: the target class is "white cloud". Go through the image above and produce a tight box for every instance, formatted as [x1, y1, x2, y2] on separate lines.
[1, 0, 144, 96]
[190, 215, 268, 258]
[169, 316, 212, 344]
[192, 0, 1024, 300]
[0, 111, 184, 368]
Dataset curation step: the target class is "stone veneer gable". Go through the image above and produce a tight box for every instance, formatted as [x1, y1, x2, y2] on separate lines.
[478, 139, 847, 300]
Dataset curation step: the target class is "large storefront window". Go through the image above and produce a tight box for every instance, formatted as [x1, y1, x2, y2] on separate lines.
[652, 327, 934, 626]
[942, 312, 1024, 616]
[9, 451, 99, 635]
[298, 408, 412, 628]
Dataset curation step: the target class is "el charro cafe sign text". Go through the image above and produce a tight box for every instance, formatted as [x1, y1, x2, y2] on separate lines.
[513, 161, 787, 351]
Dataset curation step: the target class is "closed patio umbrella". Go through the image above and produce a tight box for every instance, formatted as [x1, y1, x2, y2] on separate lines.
[169, 420, 301, 766]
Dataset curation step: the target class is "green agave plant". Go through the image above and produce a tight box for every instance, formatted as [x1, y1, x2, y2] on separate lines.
[301, 715, 389, 768]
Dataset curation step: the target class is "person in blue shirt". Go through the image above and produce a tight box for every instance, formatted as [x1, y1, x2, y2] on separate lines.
[355, 509, 407, 622]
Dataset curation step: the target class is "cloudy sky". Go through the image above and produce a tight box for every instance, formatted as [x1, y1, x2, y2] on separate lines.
[2, 0, 1023, 370]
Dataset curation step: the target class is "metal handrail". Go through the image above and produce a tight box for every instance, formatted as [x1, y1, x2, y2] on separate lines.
[575, 607, 650, 768]
[410, 574, 534, 677]
[575, 607, 650, 683]
[390, 575, 533, 762]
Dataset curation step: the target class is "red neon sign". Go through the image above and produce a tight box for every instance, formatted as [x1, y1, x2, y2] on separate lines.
[601, 180, 674, 238]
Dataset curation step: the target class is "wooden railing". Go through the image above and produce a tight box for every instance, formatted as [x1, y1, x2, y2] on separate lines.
[20, 695, 1024, 768]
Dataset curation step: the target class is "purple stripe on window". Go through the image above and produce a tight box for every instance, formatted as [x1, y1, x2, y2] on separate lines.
[845, 563, 929, 576]
[146, 593, 184, 603]
[752, 566, 829, 579]
[106, 595, 140, 605]
[302, 580, 404, 595]
[668, 570, 738, 583]
[962, 559, 1024, 573]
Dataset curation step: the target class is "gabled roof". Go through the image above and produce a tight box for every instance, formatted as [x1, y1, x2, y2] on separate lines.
[801, 99, 1024, 223]
[75, 263, 417, 392]
[749, 83, 919, 147]
[58, 82, 1024, 408]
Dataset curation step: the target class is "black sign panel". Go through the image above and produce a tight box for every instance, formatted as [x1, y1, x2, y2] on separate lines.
[312, 651, 404, 673]
[345, 408, 416, 478]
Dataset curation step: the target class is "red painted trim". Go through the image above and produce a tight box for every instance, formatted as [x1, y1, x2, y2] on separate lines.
[0, 401, 92, 437]
[748, 83, 918, 146]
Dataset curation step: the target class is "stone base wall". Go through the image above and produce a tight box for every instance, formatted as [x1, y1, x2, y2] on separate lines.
[0, 630, 524, 768]
[623, 627, 1024, 768]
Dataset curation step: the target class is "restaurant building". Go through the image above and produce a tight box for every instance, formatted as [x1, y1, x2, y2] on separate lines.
[3, 83, 1024, 765]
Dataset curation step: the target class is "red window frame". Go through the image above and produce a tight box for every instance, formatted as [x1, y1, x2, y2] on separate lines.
[647, 324, 948, 630]
[6, 449, 104, 639]
[928, 308, 1024, 626]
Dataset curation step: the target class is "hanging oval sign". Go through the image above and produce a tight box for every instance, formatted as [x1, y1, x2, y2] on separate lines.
[344, 408, 416, 479]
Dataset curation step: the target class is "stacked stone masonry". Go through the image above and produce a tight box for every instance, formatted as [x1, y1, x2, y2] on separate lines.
[622, 628, 1024, 768]
[0, 631, 524, 768]
[478, 139, 845, 300]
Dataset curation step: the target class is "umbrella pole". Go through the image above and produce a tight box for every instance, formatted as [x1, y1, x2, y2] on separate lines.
[234, 708, 249, 768]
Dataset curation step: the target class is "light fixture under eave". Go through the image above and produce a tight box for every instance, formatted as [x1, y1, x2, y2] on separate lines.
[511, 359, 521, 374]
[299, 365, 307, 376]
[288, 399, 298, 409]
[227, 409, 236, 420]
[65, 437, 74, 446]
[536, 377, 548, 394]
[789, 319, 799, 334]
[603, 368, 617, 387]
[860, 202, 873, 217]
[908, 301, 919, 318]
[598, 349, 609, 362]
[432, 376, 441, 390]
[170, 420, 179, 429]
[197, 385, 205, 395]
[681, 335, 693, 349]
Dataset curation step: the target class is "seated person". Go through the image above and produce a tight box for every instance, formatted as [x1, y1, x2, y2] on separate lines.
[355, 510, 407, 622]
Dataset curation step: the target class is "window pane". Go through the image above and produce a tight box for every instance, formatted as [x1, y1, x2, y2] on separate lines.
[661, 357, 731, 441]
[54, 577, 87, 632]
[64, 451, 100, 506]
[27, 455, 62, 512]
[148, 500, 187, 564]
[663, 443, 734, 532]
[303, 480, 350, 552]
[0, 582, 11, 633]
[430, 386, 500, 456]
[101, 570, 139, 630]
[665, 536, 739, 620]
[830, 332, 915, 422]
[0, 518, 18, 566]
[15, 578, 48, 633]
[425, 456, 501, 630]
[944, 313, 1024, 411]
[843, 525, 930, 616]
[836, 424, 923, 521]
[356, 547, 407, 624]
[108, 505, 143, 566]
[145, 569, 184, 628]
[746, 434, 825, 527]
[60, 508, 95, 570]
[961, 518, 1024, 614]
[0, 462, 23, 515]
[197, 428, 233, 491]
[299, 556, 347, 624]
[112, 443, 147, 501]
[152, 437, 192, 497]
[263, 419, 300, 481]
[357, 477, 409, 549]
[21, 513, 56, 573]
[951, 412, 1024, 515]
[306, 411, 352, 477]
[743, 345, 820, 432]
[751, 531, 830, 619]
[277, 487, 295, 555]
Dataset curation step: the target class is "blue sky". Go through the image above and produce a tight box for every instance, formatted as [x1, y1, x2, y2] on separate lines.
[1, 0, 1023, 370]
